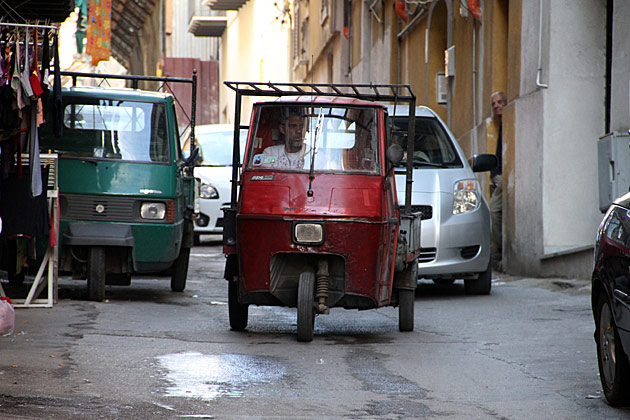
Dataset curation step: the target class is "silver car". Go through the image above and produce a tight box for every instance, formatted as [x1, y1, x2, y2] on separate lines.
[389, 106, 497, 294]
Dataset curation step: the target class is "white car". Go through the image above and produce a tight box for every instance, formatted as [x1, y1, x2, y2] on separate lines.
[388, 105, 497, 294]
[184, 124, 246, 244]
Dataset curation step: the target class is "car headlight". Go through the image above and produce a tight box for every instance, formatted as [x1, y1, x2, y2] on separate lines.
[140, 202, 167, 220]
[200, 183, 219, 199]
[453, 179, 480, 214]
[293, 223, 324, 244]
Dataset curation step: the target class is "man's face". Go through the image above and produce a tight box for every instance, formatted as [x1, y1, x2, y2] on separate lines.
[280, 115, 306, 153]
[491, 94, 506, 118]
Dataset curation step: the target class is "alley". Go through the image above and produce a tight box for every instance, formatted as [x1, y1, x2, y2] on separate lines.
[0, 236, 627, 420]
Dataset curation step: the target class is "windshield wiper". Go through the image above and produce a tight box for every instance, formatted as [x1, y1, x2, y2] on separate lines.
[307, 109, 324, 197]
[396, 158, 451, 168]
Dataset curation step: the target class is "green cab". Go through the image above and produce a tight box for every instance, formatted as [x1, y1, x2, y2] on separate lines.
[39, 73, 197, 301]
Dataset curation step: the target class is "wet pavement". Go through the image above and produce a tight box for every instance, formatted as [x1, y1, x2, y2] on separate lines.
[0, 236, 628, 419]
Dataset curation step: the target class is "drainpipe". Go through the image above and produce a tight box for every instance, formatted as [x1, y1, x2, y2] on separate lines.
[536, 0, 548, 88]
[472, 18, 477, 150]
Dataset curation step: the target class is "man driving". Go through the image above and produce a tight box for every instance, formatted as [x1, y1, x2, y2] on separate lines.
[261, 108, 307, 169]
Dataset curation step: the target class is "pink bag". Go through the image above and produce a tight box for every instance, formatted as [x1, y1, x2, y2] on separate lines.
[0, 297, 15, 336]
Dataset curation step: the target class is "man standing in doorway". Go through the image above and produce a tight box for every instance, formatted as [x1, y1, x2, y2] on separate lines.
[489, 91, 506, 270]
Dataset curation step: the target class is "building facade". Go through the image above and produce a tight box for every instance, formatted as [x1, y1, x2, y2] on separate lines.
[288, 0, 618, 279]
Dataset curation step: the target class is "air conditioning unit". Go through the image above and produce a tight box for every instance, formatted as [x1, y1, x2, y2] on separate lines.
[436, 72, 447, 105]
[598, 131, 630, 212]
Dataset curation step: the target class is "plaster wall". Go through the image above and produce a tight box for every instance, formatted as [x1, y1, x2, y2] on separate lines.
[219, 1, 291, 124]
[541, 0, 604, 253]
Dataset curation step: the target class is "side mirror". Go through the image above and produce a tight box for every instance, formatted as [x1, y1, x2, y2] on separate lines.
[471, 153, 498, 173]
[184, 146, 201, 167]
[386, 144, 404, 165]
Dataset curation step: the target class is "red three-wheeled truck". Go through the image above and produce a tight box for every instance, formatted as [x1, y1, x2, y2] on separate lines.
[222, 82, 421, 341]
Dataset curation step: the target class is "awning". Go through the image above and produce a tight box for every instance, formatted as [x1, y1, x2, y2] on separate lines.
[202, 0, 249, 11]
[188, 16, 228, 37]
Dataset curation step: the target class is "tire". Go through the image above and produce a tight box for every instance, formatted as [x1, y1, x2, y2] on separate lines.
[297, 271, 315, 342]
[87, 247, 106, 302]
[228, 279, 248, 331]
[465, 263, 492, 295]
[596, 293, 630, 406]
[193, 233, 201, 246]
[170, 247, 190, 292]
[398, 288, 415, 332]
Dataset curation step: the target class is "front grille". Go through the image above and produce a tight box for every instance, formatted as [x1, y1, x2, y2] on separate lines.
[61, 194, 135, 222]
[411, 205, 433, 220]
[418, 247, 436, 263]
[460, 245, 480, 259]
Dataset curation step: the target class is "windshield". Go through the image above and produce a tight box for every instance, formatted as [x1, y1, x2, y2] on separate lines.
[39, 98, 170, 163]
[247, 105, 380, 174]
[183, 128, 247, 166]
[390, 116, 462, 167]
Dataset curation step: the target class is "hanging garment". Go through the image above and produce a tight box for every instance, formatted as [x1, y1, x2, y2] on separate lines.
[0, 165, 50, 238]
[28, 29, 43, 98]
[20, 28, 35, 100]
[39, 29, 50, 119]
[28, 103, 42, 197]
[51, 33, 62, 137]
[10, 31, 25, 111]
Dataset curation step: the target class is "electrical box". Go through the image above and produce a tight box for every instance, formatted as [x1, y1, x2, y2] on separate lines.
[436, 72, 447, 105]
[598, 132, 630, 212]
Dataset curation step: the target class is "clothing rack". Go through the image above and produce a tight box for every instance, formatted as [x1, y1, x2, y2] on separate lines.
[0, 22, 59, 31]
[0, 153, 59, 308]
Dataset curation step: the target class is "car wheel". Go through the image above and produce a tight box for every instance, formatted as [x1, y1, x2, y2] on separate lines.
[596, 292, 630, 406]
[193, 233, 201, 246]
[228, 279, 248, 331]
[170, 247, 190, 292]
[87, 247, 106, 302]
[398, 288, 414, 332]
[464, 262, 492, 295]
[297, 271, 316, 342]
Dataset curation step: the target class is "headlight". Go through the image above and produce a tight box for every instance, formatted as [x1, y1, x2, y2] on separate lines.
[140, 202, 166, 220]
[294, 223, 324, 244]
[200, 183, 219, 199]
[453, 179, 479, 214]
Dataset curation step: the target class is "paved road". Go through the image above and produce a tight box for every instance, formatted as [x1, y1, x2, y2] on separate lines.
[0, 236, 628, 419]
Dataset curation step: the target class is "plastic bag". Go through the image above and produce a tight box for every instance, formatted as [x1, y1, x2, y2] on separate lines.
[0, 297, 15, 336]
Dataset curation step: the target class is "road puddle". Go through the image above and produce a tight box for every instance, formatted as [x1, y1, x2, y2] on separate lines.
[157, 352, 286, 400]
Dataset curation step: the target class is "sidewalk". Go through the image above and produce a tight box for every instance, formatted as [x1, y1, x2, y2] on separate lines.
[493, 272, 591, 296]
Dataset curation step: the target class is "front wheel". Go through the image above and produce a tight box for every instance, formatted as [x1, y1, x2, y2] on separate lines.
[297, 272, 316, 342]
[464, 262, 492, 295]
[398, 289, 415, 332]
[87, 247, 106, 302]
[228, 280, 248, 331]
[596, 292, 630, 406]
[170, 247, 190, 292]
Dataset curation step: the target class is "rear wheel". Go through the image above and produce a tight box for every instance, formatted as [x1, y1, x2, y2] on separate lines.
[170, 247, 190, 292]
[464, 262, 492, 295]
[228, 280, 248, 331]
[398, 289, 415, 332]
[87, 247, 106, 302]
[596, 293, 630, 406]
[297, 272, 316, 342]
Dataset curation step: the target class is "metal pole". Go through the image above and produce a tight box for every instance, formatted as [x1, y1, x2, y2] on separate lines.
[230, 91, 242, 205]
[190, 69, 197, 160]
